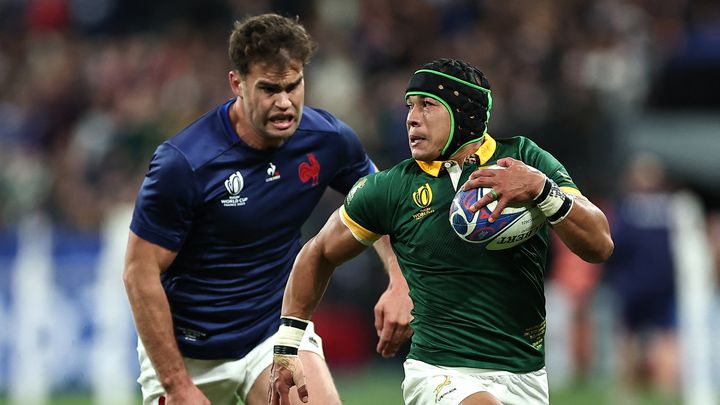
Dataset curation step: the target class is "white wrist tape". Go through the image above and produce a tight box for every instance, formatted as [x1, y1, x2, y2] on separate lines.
[273, 316, 309, 356]
[534, 177, 574, 225]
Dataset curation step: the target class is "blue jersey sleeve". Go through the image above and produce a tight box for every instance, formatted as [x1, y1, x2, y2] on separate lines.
[328, 118, 377, 195]
[130, 143, 197, 251]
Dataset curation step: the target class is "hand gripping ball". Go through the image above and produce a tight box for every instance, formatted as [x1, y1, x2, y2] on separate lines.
[449, 186, 545, 250]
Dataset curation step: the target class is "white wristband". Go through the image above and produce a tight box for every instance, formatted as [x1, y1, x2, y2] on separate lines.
[274, 316, 309, 356]
[534, 177, 574, 225]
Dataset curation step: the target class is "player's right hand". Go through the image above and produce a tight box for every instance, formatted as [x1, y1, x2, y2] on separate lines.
[165, 382, 210, 405]
[374, 280, 413, 358]
[462, 157, 545, 222]
[269, 354, 308, 405]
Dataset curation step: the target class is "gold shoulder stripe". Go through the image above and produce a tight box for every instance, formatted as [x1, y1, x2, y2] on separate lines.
[339, 206, 381, 246]
[561, 186, 583, 197]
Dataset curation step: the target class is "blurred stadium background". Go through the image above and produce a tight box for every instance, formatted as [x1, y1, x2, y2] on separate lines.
[1, 0, 719, 404]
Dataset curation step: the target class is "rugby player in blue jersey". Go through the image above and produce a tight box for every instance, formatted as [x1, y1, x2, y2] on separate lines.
[123, 14, 413, 405]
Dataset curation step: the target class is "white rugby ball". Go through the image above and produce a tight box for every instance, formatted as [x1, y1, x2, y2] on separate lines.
[449, 166, 546, 250]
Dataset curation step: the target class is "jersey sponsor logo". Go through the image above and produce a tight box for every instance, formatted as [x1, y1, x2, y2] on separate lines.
[413, 183, 433, 208]
[347, 178, 367, 204]
[266, 162, 281, 182]
[433, 375, 456, 403]
[177, 326, 207, 342]
[222, 171, 249, 207]
[298, 153, 320, 186]
[523, 319, 546, 350]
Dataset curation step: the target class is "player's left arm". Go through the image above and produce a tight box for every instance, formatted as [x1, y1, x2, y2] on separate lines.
[333, 119, 414, 358]
[370, 236, 413, 358]
[549, 192, 613, 263]
[463, 157, 613, 263]
[282, 209, 369, 321]
[271, 210, 369, 405]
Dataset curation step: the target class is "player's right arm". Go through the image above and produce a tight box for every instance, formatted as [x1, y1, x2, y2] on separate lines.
[284, 209, 370, 319]
[124, 232, 210, 405]
[270, 209, 371, 405]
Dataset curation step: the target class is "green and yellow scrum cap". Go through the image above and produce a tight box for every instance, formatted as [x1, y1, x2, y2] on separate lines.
[405, 58, 493, 161]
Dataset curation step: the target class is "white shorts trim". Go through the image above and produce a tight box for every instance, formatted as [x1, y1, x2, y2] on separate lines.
[402, 359, 549, 405]
[137, 322, 324, 405]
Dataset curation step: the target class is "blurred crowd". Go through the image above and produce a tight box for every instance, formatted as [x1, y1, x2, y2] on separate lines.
[1, 0, 720, 401]
[2, 0, 718, 232]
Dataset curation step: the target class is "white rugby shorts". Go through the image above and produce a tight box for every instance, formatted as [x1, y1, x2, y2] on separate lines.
[402, 359, 549, 405]
[137, 322, 324, 405]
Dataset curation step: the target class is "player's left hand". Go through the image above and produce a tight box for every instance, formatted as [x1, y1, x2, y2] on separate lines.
[269, 354, 308, 405]
[461, 157, 545, 223]
[374, 278, 413, 358]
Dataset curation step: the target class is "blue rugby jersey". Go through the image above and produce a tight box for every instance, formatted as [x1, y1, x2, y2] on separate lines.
[130, 100, 376, 359]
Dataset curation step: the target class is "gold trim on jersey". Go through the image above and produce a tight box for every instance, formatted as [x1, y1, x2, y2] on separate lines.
[415, 160, 443, 177]
[415, 133, 497, 177]
[475, 133, 496, 165]
[339, 206, 381, 246]
[561, 186, 582, 197]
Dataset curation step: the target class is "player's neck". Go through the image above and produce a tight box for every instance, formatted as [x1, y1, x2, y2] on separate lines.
[448, 138, 485, 166]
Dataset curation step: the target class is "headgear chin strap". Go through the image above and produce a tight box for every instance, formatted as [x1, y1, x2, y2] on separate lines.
[406, 69, 492, 161]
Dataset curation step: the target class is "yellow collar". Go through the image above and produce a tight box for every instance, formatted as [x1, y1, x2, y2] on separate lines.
[415, 134, 497, 177]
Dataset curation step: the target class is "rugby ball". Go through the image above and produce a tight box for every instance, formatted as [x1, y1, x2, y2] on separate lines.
[449, 186, 545, 250]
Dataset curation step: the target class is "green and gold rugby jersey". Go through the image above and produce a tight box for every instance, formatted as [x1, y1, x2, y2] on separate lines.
[340, 134, 581, 372]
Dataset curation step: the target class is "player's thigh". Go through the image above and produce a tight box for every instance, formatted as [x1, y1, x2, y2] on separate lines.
[245, 365, 271, 405]
[139, 362, 240, 405]
[297, 350, 341, 405]
[137, 341, 240, 405]
[460, 391, 503, 405]
[245, 352, 340, 405]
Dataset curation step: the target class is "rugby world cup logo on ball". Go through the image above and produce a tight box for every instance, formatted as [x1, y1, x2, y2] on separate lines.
[449, 186, 545, 250]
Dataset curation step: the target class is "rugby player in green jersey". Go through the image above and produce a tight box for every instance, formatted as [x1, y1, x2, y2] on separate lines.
[269, 58, 613, 405]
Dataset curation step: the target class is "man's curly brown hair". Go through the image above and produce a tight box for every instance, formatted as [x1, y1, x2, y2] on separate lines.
[228, 14, 318, 76]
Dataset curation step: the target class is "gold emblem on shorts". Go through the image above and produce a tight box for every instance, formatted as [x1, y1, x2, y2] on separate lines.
[434, 375, 451, 402]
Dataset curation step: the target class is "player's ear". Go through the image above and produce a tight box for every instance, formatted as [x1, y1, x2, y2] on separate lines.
[228, 70, 243, 96]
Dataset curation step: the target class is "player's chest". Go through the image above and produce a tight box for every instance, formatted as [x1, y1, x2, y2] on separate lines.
[394, 176, 461, 236]
[198, 152, 332, 227]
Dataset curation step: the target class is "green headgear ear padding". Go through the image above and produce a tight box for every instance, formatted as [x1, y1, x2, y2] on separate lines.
[405, 59, 492, 161]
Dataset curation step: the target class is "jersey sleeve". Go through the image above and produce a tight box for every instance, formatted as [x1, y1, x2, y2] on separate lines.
[339, 173, 389, 245]
[129, 143, 197, 251]
[328, 118, 377, 195]
[519, 137, 583, 197]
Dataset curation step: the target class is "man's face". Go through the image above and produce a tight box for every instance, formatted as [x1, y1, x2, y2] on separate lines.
[230, 61, 305, 148]
[406, 95, 451, 162]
